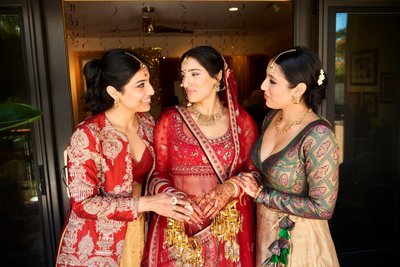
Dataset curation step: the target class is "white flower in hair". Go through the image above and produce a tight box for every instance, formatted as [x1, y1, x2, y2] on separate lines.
[317, 69, 325, 86]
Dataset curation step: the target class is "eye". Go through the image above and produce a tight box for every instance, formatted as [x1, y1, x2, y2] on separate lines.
[191, 72, 200, 77]
[137, 82, 145, 88]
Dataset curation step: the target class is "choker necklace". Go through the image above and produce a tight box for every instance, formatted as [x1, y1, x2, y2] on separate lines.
[188, 105, 224, 127]
[275, 108, 312, 134]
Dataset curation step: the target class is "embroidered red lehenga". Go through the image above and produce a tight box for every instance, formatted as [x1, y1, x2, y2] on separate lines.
[142, 67, 258, 267]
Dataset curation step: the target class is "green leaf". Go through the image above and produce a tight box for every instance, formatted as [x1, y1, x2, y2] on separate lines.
[0, 102, 42, 131]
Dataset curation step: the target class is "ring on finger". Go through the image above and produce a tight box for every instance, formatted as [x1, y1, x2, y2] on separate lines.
[170, 196, 178, 206]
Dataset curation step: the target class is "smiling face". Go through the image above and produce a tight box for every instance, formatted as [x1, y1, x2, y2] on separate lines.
[180, 57, 219, 104]
[260, 61, 294, 110]
[116, 66, 154, 112]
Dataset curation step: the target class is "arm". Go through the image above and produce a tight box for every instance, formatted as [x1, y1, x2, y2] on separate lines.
[67, 126, 138, 221]
[147, 110, 180, 195]
[256, 126, 340, 220]
[147, 110, 203, 223]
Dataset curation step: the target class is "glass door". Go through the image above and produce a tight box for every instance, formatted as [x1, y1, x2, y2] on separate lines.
[324, 4, 400, 266]
[0, 2, 59, 265]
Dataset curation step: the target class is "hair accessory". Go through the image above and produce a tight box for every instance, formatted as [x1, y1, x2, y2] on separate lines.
[317, 69, 325, 86]
[267, 49, 296, 75]
[124, 52, 145, 69]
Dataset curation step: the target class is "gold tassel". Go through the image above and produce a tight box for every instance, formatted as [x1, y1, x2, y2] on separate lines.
[211, 200, 241, 262]
[163, 219, 204, 267]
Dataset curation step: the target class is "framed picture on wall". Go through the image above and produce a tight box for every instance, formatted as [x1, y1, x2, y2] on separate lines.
[350, 49, 378, 85]
[380, 72, 396, 103]
[362, 92, 379, 116]
[347, 92, 362, 110]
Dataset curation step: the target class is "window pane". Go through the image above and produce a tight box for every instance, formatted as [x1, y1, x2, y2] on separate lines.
[332, 12, 400, 254]
[0, 13, 45, 266]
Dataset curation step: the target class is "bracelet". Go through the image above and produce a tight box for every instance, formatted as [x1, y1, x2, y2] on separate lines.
[225, 180, 239, 198]
[253, 185, 263, 201]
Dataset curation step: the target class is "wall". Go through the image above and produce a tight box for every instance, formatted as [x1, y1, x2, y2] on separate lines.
[66, 24, 293, 124]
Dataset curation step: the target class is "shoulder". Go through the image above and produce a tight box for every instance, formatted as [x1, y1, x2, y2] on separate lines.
[74, 112, 105, 135]
[138, 112, 155, 127]
[157, 106, 180, 122]
[237, 106, 255, 123]
[300, 119, 339, 153]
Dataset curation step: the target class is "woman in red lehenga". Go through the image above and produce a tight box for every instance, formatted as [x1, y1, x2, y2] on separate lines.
[142, 46, 259, 267]
[56, 49, 191, 267]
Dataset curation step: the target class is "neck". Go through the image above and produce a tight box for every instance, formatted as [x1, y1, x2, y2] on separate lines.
[192, 96, 221, 115]
[106, 107, 138, 132]
[279, 105, 311, 123]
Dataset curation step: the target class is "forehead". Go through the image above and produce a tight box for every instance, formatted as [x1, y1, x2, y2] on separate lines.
[128, 66, 150, 82]
[181, 57, 204, 71]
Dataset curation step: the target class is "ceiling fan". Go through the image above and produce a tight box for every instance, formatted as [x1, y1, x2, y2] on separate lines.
[141, 6, 193, 34]
[103, 6, 194, 34]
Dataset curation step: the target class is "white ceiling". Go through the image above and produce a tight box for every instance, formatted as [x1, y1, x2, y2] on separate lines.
[64, 1, 292, 38]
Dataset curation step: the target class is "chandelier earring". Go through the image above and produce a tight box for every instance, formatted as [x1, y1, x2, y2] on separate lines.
[215, 82, 221, 92]
[291, 95, 300, 104]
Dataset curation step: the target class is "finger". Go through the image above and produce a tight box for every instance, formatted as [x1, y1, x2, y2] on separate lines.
[189, 210, 203, 225]
[169, 211, 190, 222]
[191, 202, 204, 218]
[204, 202, 218, 217]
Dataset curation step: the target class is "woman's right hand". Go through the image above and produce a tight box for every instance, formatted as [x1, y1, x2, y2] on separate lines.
[233, 172, 261, 198]
[138, 192, 192, 222]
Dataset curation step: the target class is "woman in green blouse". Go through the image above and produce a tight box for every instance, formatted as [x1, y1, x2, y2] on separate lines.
[236, 47, 340, 267]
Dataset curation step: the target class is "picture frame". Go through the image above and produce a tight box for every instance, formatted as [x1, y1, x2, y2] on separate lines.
[380, 72, 396, 103]
[347, 91, 362, 110]
[362, 92, 379, 116]
[350, 49, 378, 85]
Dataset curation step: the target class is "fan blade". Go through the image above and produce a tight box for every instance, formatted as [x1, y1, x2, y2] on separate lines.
[154, 25, 193, 34]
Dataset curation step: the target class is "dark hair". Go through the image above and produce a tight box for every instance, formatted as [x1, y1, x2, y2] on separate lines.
[83, 48, 146, 115]
[179, 45, 225, 92]
[273, 46, 327, 111]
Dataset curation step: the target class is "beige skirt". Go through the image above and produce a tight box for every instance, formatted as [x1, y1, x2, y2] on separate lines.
[120, 213, 145, 267]
[256, 204, 339, 267]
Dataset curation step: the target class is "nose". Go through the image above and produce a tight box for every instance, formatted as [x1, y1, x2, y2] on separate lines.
[182, 76, 192, 88]
[147, 83, 155, 96]
[260, 78, 268, 92]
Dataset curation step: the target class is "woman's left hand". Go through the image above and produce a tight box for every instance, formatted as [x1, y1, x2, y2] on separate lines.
[197, 183, 232, 218]
[233, 172, 261, 198]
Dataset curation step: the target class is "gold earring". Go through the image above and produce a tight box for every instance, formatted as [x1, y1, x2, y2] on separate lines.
[291, 95, 300, 104]
[114, 97, 119, 108]
[215, 82, 220, 92]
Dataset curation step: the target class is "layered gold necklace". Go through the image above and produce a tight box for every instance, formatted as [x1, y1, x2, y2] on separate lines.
[188, 104, 224, 127]
[275, 108, 313, 134]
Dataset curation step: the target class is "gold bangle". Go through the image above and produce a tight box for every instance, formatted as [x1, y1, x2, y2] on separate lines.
[225, 180, 239, 198]
[254, 185, 263, 201]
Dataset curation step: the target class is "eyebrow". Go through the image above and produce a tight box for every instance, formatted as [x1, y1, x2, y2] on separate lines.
[134, 79, 147, 85]
[181, 68, 202, 73]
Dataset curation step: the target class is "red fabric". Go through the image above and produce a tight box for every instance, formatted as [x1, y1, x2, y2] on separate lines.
[143, 107, 259, 267]
[56, 112, 154, 267]
[132, 148, 153, 184]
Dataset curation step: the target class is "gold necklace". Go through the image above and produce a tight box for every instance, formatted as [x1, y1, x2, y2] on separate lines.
[188, 105, 224, 127]
[275, 108, 312, 134]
